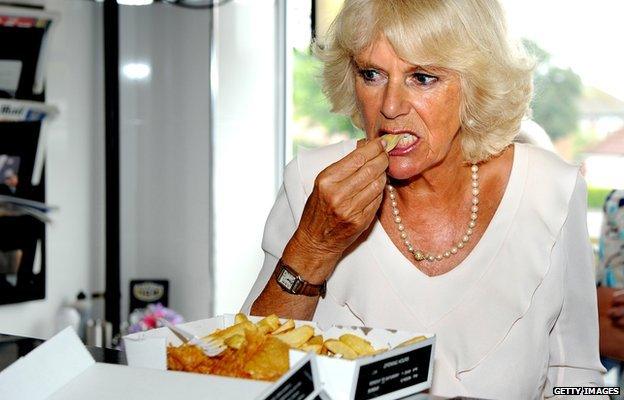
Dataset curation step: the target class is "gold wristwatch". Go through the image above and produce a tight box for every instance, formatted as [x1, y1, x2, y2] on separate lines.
[274, 259, 326, 298]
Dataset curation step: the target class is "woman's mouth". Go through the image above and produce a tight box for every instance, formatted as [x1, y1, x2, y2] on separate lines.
[385, 133, 419, 156]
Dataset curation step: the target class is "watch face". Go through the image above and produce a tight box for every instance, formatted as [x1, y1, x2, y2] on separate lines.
[278, 269, 297, 289]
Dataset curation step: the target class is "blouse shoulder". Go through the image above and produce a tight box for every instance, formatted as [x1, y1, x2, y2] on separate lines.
[521, 142, 579, 186]
[284, 139, 357, 197]
[518, 143, 582, 237]
[280, 139, 357, 226]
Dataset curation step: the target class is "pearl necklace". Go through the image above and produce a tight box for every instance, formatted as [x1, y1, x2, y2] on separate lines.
[387, 164, 480, 263]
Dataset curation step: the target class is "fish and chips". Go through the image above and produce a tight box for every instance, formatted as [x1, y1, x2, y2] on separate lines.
[166, 313, 427, 381]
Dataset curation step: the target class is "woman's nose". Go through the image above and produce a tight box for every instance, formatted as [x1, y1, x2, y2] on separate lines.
[381, 80, 410, 120]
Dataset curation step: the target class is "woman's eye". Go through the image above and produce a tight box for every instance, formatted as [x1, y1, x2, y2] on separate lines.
[359, 69, 382, 82]
[413, 73, 437, 86]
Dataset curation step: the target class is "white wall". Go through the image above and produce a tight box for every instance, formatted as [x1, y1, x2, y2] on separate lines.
[119, 3, 213, 323]
[0, 0, 282, 336]
[213, 0, 280, 314]
[118, 0, 281, 319]
[0, 0, 105, 338]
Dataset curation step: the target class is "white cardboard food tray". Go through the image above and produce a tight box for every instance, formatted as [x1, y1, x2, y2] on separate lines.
[124, 314, 436, 400]
[0, 327, 271, 400]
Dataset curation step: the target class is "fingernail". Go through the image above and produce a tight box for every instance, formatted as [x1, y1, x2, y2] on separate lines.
[381, 139, 387, 149]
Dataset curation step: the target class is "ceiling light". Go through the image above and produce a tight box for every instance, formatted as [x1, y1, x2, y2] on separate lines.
[122, 63, 151, 80]
[117, 0, 154, 6]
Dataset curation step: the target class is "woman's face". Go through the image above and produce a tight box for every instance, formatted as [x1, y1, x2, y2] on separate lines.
[354, 36, 463, 180]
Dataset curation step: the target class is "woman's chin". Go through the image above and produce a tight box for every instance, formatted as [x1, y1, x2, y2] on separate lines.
[386, 161, 422, 181]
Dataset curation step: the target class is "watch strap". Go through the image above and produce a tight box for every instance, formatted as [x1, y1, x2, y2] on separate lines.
[299, 278, 327, 298]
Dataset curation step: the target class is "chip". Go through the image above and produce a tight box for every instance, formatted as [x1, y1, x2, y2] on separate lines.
[306, 335, 324, 346]
[324, 339, 358, 360]
[203, 320, 255, 343]
[256, 314, 280, 334]
[381, 133, 402, 152]
[270, 319, 295, 335]
[339, 333, 375, 356]
[234, 313, 249, 324]
[396, 335, 427, 348]
[273, 325, 314, 348]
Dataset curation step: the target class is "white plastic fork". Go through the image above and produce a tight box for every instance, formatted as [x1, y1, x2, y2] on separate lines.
[158, 318, 226, 356]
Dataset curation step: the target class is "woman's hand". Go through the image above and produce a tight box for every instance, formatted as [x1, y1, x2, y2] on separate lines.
[250, 138, 389, 320]
[283, 138, 389, 283]
[597, 287, 624, 360]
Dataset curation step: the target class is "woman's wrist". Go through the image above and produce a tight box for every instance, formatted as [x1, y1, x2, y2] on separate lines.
[281, 231, 342, 284]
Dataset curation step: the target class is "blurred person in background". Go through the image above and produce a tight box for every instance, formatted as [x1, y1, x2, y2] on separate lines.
[244, 0, 606, 397]
[597, 189, 624, 388]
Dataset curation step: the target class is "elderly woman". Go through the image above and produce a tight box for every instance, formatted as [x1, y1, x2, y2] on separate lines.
[242, 0, 605, 397]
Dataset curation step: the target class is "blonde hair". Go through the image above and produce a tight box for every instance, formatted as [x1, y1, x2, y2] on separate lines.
[315, 0, 534, 163]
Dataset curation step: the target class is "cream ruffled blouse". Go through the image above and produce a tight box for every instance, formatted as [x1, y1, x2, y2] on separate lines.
[242, 140, 606, 399]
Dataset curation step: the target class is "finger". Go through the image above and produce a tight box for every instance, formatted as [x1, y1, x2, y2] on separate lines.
[613, 316, 624, 329]
[607, 307, 624, 319]
[612, 293, 624, 306]
[360, 191, 384, 221]
[348, 171, 387, 213]
[339, 150, 389, 194]
[326, 138, 386, 181]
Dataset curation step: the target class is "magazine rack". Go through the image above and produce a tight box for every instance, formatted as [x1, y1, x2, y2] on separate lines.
[0, 5, 58, 305]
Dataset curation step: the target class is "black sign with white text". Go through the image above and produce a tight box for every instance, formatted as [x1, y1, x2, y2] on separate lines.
[354, 345, 432, 400]
[260, 359, 315, 400]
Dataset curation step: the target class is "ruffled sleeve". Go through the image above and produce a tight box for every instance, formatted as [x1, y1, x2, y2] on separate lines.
[542, 174, 607, 397]
[240, 160, 302, 313]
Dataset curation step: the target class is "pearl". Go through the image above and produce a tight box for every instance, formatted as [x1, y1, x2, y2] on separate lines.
[386, 163, 479, 264]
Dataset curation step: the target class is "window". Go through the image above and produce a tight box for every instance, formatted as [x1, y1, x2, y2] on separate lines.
[286, 0, 624, 242]
[285, 0, 358, 163]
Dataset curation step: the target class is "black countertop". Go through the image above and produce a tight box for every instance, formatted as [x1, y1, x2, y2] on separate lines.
[0, 333, 126, 372]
